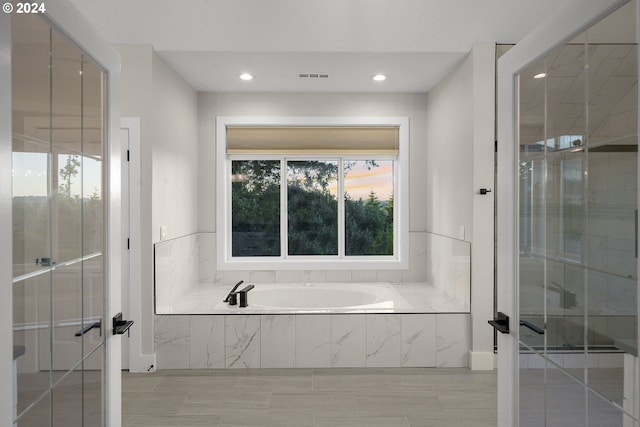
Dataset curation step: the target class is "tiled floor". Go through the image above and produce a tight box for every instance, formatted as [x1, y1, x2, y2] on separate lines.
[122, 368, 497, 427]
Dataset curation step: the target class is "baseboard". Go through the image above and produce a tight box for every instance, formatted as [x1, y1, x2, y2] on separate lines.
[128, 353, 156, 373]
[470, 351, 495, 370]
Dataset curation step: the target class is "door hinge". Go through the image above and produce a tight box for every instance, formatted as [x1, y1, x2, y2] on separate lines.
[127, 238, 130, 250]
[127, 150, 130, 161]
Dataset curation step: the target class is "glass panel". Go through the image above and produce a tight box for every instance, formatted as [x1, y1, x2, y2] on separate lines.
[12, 13, 106, 427]
[588, 389, 626, 427]
[81, 55, 104, 257]
[546, 363, 587, 426]
[11, 14, 51, 279]
[519, 56, 548, 348]
[517, 4, 638, 426]
[287, 160, 338, 255]
[14, 273, 51, 420]
[50, 263, 83, 370]
[344, 160, 394, 255]
[16, 390, 50, 426]
[585, 26, 638, 407]
[52, 370, 83, 426]
[83, 255, 104, 358]
[231, 160, 281, 257]
[519, 350, 546, 427]
[11, 14, 53, 424]
[51, 30, 83, 265]
[546, 260, 585, 382]
[82, 346, 104, 426]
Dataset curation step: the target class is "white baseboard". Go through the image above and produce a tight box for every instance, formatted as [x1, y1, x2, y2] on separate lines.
[470, 351, 496, 370]
[128, 353, 156, 373]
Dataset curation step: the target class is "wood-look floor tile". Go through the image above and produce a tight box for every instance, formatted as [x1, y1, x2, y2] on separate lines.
[122, 369, 499, 427]
[214, 408, 315, 427]
[123, 414, 221, 426]
[179, 389, 272, 413]
[405, 409, 497, 427]
[270, 390, 357, 411]
[353, 389, 440, 411]
[315, 410, 410, 427]
[121, 390, 190, 415]
[312, 374, 390, 389]
[155, 375, 239, 391]
[234, 375, 313, 392]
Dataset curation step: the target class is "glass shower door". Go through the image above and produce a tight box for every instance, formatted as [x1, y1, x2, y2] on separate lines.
[517, 3, 639, 425]
[11, 13, 106, 426]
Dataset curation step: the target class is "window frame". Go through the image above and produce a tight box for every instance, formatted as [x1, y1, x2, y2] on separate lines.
[216, 116, 409, 271]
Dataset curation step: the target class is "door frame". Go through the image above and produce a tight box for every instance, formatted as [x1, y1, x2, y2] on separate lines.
[496, 0, 633, 425]
[0, 10, 14, 426]
[121, 117, 155, 373]
[0, 1, 123, 425]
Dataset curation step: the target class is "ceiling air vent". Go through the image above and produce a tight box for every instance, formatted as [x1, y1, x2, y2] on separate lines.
[298, 73, 330, 79]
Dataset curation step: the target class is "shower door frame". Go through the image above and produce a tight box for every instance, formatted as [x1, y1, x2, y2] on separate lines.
[0, 1, 123, 426]
[495, 0, 636, 425]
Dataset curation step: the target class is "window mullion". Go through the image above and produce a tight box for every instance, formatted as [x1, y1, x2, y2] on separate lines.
[226, 158, 233, 259]
[281, 158, 288, 260]
[338, 158, 345, 259]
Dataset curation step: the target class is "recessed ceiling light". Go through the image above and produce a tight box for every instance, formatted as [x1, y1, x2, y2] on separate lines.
[534, 73, 547, 79]
[239, 73, 254, 81]
[372, 74, 387, 82]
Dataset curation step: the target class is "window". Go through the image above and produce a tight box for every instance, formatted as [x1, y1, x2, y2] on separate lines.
[217, 117, 409, 270]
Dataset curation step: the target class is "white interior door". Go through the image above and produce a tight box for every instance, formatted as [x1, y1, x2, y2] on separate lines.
[496, 0, 639, 426]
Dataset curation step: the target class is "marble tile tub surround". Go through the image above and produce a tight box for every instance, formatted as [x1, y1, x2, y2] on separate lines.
[158, 282, 467, 315]
[155, 313, 470, 369]
[154, 233, 199, 311]
[156, 231, 471, 311]
[426, 233, 471, 311]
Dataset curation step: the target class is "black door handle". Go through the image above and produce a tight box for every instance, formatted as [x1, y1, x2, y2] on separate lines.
[488, 312, 510, 334]
[112, 312, 134, 336]
[520, 320, 544, 334]
[75, 321, 102, 337]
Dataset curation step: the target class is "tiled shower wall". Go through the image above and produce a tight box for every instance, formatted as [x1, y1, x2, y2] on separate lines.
[155, 313, 470, 369]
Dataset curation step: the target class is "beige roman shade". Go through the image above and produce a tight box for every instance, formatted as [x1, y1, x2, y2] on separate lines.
[226, 126, 399, 155]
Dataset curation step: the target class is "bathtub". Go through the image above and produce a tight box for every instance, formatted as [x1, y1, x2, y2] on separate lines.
[246, 282, 413, 312]
[164, 282, 416, 314]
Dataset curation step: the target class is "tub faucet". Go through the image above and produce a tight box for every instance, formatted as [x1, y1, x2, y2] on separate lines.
[237, 285, 255, 308]
[224, 280, 243, 304]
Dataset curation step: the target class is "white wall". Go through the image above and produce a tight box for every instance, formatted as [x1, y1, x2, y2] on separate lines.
[151, 52, 199, 242]
[425, 54, 474, 239]
[115, 45, 199, 356]
[197, 92, 428, 233]
[426, 43, 496, 369]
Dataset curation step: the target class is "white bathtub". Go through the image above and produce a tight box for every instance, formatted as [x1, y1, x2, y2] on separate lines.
[247, 282, 412, 311]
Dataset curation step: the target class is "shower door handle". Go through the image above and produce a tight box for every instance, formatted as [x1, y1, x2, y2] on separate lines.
[75, 321, 102, 337]
[488, 312, 510, 334]
[520, 320, 544, 335]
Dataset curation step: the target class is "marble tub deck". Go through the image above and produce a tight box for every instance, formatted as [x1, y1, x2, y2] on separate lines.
[156, 282, 469, 315]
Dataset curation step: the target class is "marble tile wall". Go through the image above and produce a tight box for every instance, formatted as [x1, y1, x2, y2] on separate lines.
[426, 233, 471, 311]
[154, 234, 199, 312]
[159, 232, 472, 314]
[155, 313, 469, 369]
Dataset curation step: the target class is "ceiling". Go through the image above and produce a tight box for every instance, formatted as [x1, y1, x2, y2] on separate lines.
[69, 0, 575, 93]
